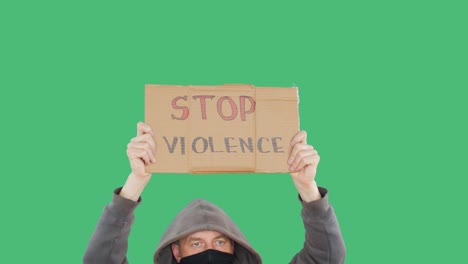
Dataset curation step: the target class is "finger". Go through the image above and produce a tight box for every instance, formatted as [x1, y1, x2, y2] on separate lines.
[139, 149, 152, 165]
[137, 122, 154, 136]
[290, 149, 318, 171]
[130, 134, 156, 154]
[127, 142, 156, 162]
[127, 147, 151, 164]
[290, 130, 307, 147]
[128, 142, 156, 162]
[288, 143, 314, 165]
[127, 147, 153, 164]
[299, 154, 320, 172]
[290, 154, 320, 172]
[290, 148, 317, 170]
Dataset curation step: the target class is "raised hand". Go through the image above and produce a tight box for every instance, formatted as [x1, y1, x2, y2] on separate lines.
[120, 122, 156, 201]
[288, 130, 321, 202]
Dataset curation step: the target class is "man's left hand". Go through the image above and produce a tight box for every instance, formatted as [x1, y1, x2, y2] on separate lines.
[288, 130, 322, 202]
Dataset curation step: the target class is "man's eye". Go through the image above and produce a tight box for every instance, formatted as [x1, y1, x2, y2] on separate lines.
[215, 240, 225, 245]
[192, 242, 201, 247]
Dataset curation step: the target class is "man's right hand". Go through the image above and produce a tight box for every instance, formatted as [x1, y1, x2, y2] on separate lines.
[127, 122, 157, 178]
[120, 122, 157, 201]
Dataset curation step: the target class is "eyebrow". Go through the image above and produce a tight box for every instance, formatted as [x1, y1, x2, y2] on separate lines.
[187, 237, 202, 242]
[186, 235, 230, 243]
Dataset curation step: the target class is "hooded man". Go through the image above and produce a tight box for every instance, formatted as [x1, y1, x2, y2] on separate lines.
[83, 122, 346, 264]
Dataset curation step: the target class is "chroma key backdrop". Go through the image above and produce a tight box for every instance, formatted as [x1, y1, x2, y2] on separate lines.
[0, 1, 466, 263]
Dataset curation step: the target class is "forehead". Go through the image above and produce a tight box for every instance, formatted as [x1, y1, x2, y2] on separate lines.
[182, 230, 229, 241]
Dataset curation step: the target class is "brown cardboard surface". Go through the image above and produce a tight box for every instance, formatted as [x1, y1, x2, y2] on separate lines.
[145, 84, 299, 173]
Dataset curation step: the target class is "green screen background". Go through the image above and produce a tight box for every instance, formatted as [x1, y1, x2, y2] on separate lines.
[1, 0, 466, 263]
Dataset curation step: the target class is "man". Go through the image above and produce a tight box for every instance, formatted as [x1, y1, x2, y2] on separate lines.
[83, 122, 346, 264]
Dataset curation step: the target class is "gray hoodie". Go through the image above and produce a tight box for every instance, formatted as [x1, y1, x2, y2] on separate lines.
[83, 187, 345, 264]
[153, 199, 261, 264]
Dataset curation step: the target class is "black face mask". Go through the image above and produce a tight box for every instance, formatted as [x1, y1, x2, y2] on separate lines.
[179, 249, 235, 264]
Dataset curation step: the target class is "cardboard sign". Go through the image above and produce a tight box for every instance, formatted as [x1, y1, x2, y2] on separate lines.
[145, 84, 299, 173]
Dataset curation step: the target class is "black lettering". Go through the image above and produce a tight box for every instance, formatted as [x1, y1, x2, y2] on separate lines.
[239, 137, 253, 153]
[180, 137, 186, 155]
[163, 136, 178, 154]
[192, 137, 208, 153]
[272, 137, 284, 153]
[257, 137, 270, 153]
[208, 137, 224, 152]
[224, 137, 237, 153]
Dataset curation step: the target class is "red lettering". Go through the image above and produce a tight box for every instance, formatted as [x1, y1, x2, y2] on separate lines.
[239, 96, 256, 121]
[171, 96, 189, 120]
[171, 95, 256, 121]
[217, 96, 238, 121]
[192, 95, 215, 120]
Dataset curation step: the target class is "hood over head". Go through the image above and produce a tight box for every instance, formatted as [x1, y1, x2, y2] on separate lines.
[153, 199, 262, 264]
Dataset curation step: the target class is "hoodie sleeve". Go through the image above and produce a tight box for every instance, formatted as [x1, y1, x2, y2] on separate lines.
[83, 187, 140, 264]
[289, 187, 346, 264]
